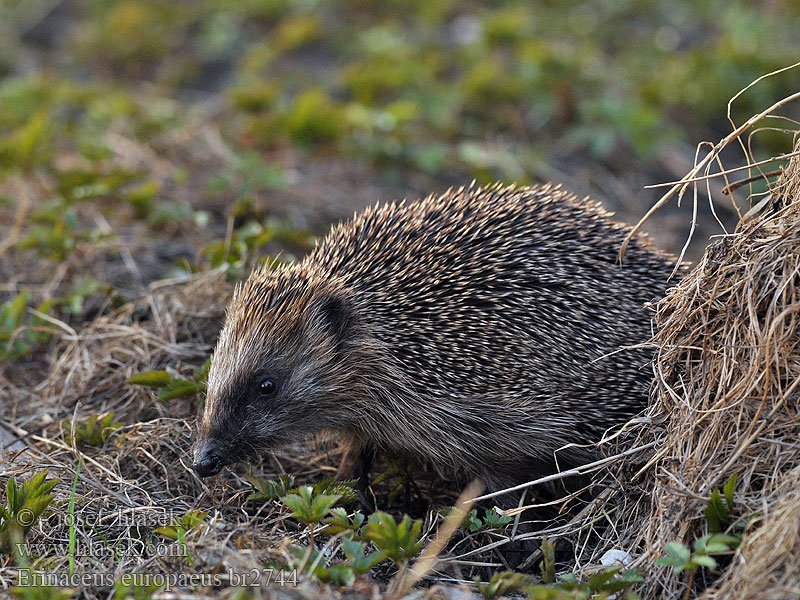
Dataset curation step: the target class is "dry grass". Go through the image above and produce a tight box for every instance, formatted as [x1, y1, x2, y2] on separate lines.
[639, 139, 800, 598]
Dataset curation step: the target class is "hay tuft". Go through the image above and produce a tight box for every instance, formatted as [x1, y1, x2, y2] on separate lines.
[638, 138, 800, 598]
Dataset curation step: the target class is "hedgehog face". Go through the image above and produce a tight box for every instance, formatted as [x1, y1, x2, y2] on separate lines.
[192, 269, 360, 477]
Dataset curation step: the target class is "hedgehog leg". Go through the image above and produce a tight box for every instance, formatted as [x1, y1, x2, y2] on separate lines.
[335, 438, 376, 512]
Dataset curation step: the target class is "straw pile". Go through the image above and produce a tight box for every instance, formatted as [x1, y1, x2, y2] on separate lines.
[635, 139, 800, 598]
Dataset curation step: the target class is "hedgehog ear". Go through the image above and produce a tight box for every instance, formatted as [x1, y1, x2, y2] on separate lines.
[314, 293, 351, 340]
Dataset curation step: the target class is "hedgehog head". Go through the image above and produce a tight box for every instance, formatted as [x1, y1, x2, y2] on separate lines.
[192, 264, 362, 477]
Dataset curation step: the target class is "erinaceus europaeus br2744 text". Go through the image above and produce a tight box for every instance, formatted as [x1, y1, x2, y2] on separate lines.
[192, 183, 675, 495]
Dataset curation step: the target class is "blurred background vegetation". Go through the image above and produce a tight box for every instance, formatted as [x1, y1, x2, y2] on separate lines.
[1, 0, 799, 338]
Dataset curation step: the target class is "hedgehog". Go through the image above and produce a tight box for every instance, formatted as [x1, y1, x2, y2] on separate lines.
[192, 183, 675, 498]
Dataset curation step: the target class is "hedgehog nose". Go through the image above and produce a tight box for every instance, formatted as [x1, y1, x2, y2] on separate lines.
[192, 446, 223, 477]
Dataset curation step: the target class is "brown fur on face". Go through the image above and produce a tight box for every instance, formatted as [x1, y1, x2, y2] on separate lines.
[192, 183, 677, 490]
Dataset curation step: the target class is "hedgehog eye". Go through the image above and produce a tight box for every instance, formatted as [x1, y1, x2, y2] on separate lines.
[259, 378, 277, 398]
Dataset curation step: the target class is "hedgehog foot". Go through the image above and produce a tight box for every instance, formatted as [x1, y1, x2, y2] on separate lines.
[335, 438, 376, 513]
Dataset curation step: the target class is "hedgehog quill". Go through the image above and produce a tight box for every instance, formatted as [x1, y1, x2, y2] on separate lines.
[192, 183, 675, 497]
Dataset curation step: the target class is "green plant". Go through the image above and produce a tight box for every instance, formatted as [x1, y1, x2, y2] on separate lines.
[246, 474, 296, 502]
[520, 537, 644, 599]
[363, 511, 423, 568]
[0, 472, 58, 554]
[340, 537, 384, 575]
[0, 291, 55, 361]
[657, 473, 743, 597]
[288, 533, 383, 587]
[57, 278, 104, 315]
[323, 507, 365, 537]
[541, 535, 556, 583]
[200, 217, 312, 273]
[280, 486, 341, 546]
[287, 544, 339, 583]
[68, 459, 81, 576]
[0, 291, 33, 360]
[475, 571, 533, 600]
[154, 509, 207, 540]
[127, 358, 210, 402]
[657, 534, 740, 578]
[545, 568, 644, 599]
[19, 200, 107, 260]
[154, 509, 207, 566]
[11, 586, 74, 600]
[64, 412, 123, 447]
[282, 88, 345, 146]
[289, 536, 384, 587]
[705, 473, 738, 534]
[466, 507, 513, 532]
[247, 475, 356, 505]
[125, 179, 161, 219]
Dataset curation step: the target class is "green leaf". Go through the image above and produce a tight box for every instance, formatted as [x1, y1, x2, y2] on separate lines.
[723, 473, 738, 514]
[692, 555, 717, 569]
[693, 534, 711, 552]
[156, 380, 200, 401]
[540, 535, 555, 583]
[364, 512, 423, 566]
[127, 371, 172, 387]
[1, 291, 29, 331]
[312, 478, 358, 504]
[587, 566, 621, 590]
[246, 474, 295, 501]
[705, 488, 728, 534]
[656, 556, 686, 568]
[281, 486, 341, 526]
[341, 537, 384, 574]
[665, 542, 691, 563]
[600, 568, 645, 593]
[6, 478, 19, 513]
[326, 563, 356, 587]
[474, 572, 532, 600]
[708, 534, 740, 546]
[323, 507, 364, 536]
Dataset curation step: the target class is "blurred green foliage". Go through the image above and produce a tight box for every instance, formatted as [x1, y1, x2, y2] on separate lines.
[1, 0, 799, 363]
[1, 0, 798, 184]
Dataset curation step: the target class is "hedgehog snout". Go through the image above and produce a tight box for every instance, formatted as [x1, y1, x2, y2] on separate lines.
[191, 439, 224, 477]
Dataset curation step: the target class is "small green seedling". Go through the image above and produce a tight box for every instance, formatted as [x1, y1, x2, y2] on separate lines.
[541, 535, 556, 583]
[656, 473, 743, 597]
[525, 567, 644, 599]
[475, 572, 533, 600]
[154, 509, 207, 566]
[466, 507, 513, 532]
[57, 277, 103, 315]
[11, 586, 74, 600]
[154, 509, 207, 540]
[0, 472, 58, 554]
[246, 474, 296, 502]
[0, 291, 56, 361]
[288, 537, 383, 587]
[288, 545, 337, 583]
[705, 473, 738, 534]
[323, 507, 365, 537]
[309, 478, 358, 504]
[363, 511, 423, 568]
[280, 486, 341, 546]
[64, 412, 122, 447]
[341, 537, 384, 574]
[249, 475, 356, 504]
[127, 358, 210, 402]
[657, 533, 740, 573]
